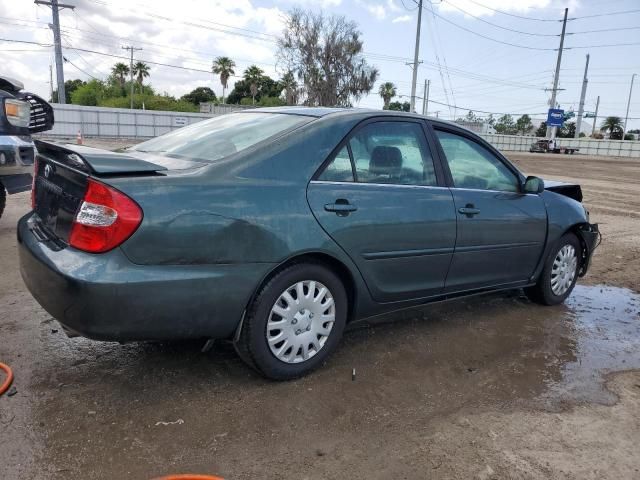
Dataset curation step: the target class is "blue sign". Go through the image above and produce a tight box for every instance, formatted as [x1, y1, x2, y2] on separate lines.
[547, 108, 565, 127]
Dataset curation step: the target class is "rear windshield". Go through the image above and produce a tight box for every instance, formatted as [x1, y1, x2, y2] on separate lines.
[130, 112, 311, 163]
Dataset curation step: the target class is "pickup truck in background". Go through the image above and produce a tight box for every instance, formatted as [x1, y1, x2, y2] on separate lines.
[530, 139, 579, 155]
[0, 76, 54, 219]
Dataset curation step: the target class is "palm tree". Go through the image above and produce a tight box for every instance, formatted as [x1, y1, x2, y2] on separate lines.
[112, 62, 130, 90]
[378, 82, 397, 109]
[133, 61, 150, 94]
[212, 56, 236, 104]
[244, 65, 264, 105]
[281, 71, 298, 105]
[600, 116, 624, 139]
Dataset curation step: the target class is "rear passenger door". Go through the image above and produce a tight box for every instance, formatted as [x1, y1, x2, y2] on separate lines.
[307, 118, 457, 303]
[429, 125, 547, 292]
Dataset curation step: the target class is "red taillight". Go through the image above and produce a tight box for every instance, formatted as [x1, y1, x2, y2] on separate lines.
[31, 157, 38, 209]
[69, 179, 143, 253]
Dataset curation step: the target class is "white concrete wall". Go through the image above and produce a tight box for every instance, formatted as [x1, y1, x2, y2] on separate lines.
[46, 103, 246, 138]
[480, 134, 640, 158]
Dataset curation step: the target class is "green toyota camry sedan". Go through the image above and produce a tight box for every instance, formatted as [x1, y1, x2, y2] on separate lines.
[18, 107, 599, 379]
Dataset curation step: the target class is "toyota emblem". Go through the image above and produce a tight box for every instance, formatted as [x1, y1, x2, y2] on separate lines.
[44, 163, 53, 179]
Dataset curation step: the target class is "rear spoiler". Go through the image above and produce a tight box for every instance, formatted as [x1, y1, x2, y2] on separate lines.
[34, 140, 167, 175]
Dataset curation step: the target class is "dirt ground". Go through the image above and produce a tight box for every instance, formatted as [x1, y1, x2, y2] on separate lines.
[1, 149, 639, 479]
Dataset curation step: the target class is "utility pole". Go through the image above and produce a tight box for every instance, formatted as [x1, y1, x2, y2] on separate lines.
[546, 7, 569, 139]
[575, 53, 590, 139]
[623, 73, 636, 137]
[122, 45, 142, 109]
[49, 63, 54, 102]
[591, 95, 600, 136]
[422, 79, 430, 115]
[35, 0, 74, 104]
[409, 0, 423, 113]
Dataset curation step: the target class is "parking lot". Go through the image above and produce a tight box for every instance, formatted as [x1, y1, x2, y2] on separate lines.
[1, 150, 639, 479]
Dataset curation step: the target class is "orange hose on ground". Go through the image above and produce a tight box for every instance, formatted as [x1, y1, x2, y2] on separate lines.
[0, 362, 14, 396]
[152, 476, 224, 480]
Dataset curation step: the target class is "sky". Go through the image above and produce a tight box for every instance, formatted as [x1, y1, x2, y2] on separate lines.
[1, 0, 639, 130]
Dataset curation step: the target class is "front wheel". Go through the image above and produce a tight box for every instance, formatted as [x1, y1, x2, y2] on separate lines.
[525, 233, 581, 305]
[236, 262, 348, 380]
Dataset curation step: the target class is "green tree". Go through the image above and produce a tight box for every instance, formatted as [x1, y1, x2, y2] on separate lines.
[535, 121, 547, 137]
[378, 82, 397, 109]
[132, 61, 150, 93]
[277, 8, 378, 106]
[180, 87, 217, 106]
[387, 101, 410, 112]
[70, 79, 106, 106]
[515, 114, 533, 135]
[600, 116, 623, 139]
[111, 62, 130, 90]
[281, 71, 298, 105]
[558, 121, 576, 138]
[212, 56, 236, 103]
[52, 79, 85, 103]
[494, 114, 516, 135]
[244, 65, 264, 105]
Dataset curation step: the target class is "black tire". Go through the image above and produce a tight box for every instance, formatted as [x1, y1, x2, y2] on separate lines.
[525, 232, 581, 306]
[0, 184, 6, 220]
[236, 262, 348, 380]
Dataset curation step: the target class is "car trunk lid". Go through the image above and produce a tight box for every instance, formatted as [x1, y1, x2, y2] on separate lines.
[32, 141, 168, 244]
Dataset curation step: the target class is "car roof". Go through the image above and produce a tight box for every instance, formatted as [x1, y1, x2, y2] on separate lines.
[245, 106, 458, 126]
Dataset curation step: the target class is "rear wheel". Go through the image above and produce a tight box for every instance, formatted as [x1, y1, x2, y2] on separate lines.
[525, 233, 581, 305]
[236, 262, 348, 380]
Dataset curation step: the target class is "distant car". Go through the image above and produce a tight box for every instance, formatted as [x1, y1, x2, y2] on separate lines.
[19, 108, 599, 379]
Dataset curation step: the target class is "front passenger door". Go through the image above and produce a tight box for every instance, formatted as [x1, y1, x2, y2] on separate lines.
[432, 127, 547, 292]
[307, 119, 457, 303]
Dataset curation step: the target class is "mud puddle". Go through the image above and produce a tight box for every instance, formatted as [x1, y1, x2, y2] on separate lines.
[4, 284, 640, 479]
[543, 284, 640, 404]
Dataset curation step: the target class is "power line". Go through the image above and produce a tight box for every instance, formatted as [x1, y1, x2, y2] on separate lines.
[418, 2, 557, 50]
[567, 26, 640, 35]
[440, 0, 559, 36]
[570, 9, 640, 20]
[63, 55, 99, 79]
[460, 0, 561, 22]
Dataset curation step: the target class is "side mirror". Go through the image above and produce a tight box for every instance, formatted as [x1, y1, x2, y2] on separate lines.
[523, 176, 545, 194]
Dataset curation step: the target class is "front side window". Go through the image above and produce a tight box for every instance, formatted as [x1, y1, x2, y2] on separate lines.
[130, 112, 311, 163]
[434, 130, 520, 192]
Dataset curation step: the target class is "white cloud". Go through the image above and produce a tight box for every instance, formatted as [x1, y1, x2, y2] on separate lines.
[361, 2, 387, 20]
[392, 14, 412, 23]
[0, 0, 288, 100]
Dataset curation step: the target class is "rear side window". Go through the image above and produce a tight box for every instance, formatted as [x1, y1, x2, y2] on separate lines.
[318, 146, 354, 182]
[318, 121, 437, 186]
[130, 113, 311, 163]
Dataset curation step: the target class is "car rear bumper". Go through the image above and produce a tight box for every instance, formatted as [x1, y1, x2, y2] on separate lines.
[18, 212, 275, 341]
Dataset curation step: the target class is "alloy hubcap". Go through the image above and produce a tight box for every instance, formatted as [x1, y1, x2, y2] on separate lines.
[551, 244, 578, 296]
[266, 280, 336, 364]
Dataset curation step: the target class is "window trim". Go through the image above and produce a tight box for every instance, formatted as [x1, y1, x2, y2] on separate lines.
[312, 116, 447, 187]
[426, 121, 526, 193]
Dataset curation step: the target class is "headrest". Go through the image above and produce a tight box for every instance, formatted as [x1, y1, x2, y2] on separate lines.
[369, 146, 402, 176]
